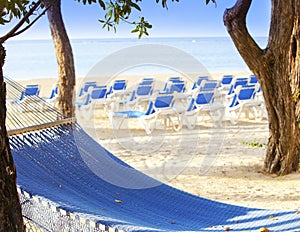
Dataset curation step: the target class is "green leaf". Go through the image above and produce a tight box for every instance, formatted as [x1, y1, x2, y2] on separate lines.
[138, 32, 143, 39]
[161, 0, 167, 8]
[108, 8, 113, 18]
[144, 22, 152, 29]
[123, 3, 131, 15]
[98, 0, 105, 10]
[131, 28, 139, 33]
[130, 2, 141, 11]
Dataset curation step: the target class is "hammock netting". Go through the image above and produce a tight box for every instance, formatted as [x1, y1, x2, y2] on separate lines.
[5, 77, 300, 231]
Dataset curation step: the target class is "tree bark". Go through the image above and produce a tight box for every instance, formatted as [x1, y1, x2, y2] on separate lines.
[224, 0, 300, 175]
[0, 44, 24, 231]
[43, 0, 76, 118]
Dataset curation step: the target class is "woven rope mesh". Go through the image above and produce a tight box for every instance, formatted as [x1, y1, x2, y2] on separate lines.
[5, 76, 65, 132]
[20, 191, 106, 232]
[5, 77, 107, 232]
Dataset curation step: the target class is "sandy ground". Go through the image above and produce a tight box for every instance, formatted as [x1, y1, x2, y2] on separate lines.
[79, 114, 300, 212]
[15, 73, 300, 212]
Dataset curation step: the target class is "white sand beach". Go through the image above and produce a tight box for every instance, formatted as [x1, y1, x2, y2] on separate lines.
[15, 73, 300, 212]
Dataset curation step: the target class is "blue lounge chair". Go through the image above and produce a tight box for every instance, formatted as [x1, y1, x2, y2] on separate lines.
[76, 93, 91, 109]
[127, 84, 154, 108]
[110, 100, 154, 133]
[142, 93, 182, 133]
[76, 81, 107, 108]
[139, 77, 154, 86]
[167, 76, 181, 82]
[228, 78, 249, 94]
[168, 81, 186, 93]
[111, 93, 181, 134]
[183, 90, 225, 129]
[226, 85, 265, 124]
[162, 77, 185, 92]
[224, 77, 250, 105]
[191, 76, 209, 90]
[132, 84, 153, 101]
[249, 74, 259, 84]
[12, 84, 41, 112]
[19, 84, 40, 100]
[45, 83, 59, 107]
[110, 83, 154, 114]
[78, 81, 97, 97]
[106, 79, 127, 98]
[48, 84, 58, 99]
[78, 86, 109, 119]
[199, 80, 219, 91]
[219, 75, 234, 91]
[221, 75, 234, 85]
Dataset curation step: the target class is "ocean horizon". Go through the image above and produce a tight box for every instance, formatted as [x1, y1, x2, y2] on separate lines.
[3, 36, 268, 80]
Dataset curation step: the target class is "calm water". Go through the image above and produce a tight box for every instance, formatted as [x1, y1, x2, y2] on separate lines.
[3, 37, 268, 80]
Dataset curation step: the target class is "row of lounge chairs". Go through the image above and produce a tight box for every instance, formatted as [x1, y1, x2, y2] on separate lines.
[75, 75, 267, 134]
[8, 83, 59, 113]
[13, 74, 266, 134]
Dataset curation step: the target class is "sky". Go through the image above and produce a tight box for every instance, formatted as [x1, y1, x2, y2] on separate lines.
[0, 0, 271, 40]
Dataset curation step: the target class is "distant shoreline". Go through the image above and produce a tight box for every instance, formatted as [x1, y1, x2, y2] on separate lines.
[6, 35, 268, 42]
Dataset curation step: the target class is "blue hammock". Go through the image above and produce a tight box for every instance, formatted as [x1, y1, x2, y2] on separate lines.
[9, 123, 300, 232]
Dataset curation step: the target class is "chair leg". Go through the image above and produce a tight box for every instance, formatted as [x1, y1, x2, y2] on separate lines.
[109, 115, 126, 130]
[168, 114, 182, 132]
[226, 108, 239, 125]
[139, 118, 152, 135]
[181, 114, 197, 130]
[210, 108, 225, 127]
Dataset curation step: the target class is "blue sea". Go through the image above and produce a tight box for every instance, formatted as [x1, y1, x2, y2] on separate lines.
[3, 37, 268, 80]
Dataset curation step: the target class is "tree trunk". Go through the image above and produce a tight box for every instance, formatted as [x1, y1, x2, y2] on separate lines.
[0, 44, 24, 231]
[43, 0, 76, 118]
[224, 0, 300, 175]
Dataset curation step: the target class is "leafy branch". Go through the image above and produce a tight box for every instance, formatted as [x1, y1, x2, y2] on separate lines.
[98, 1, 152, 38]
[77, 0, 186, 38]
[0, 1, 52, 43]
[0, 0, 30, 25]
